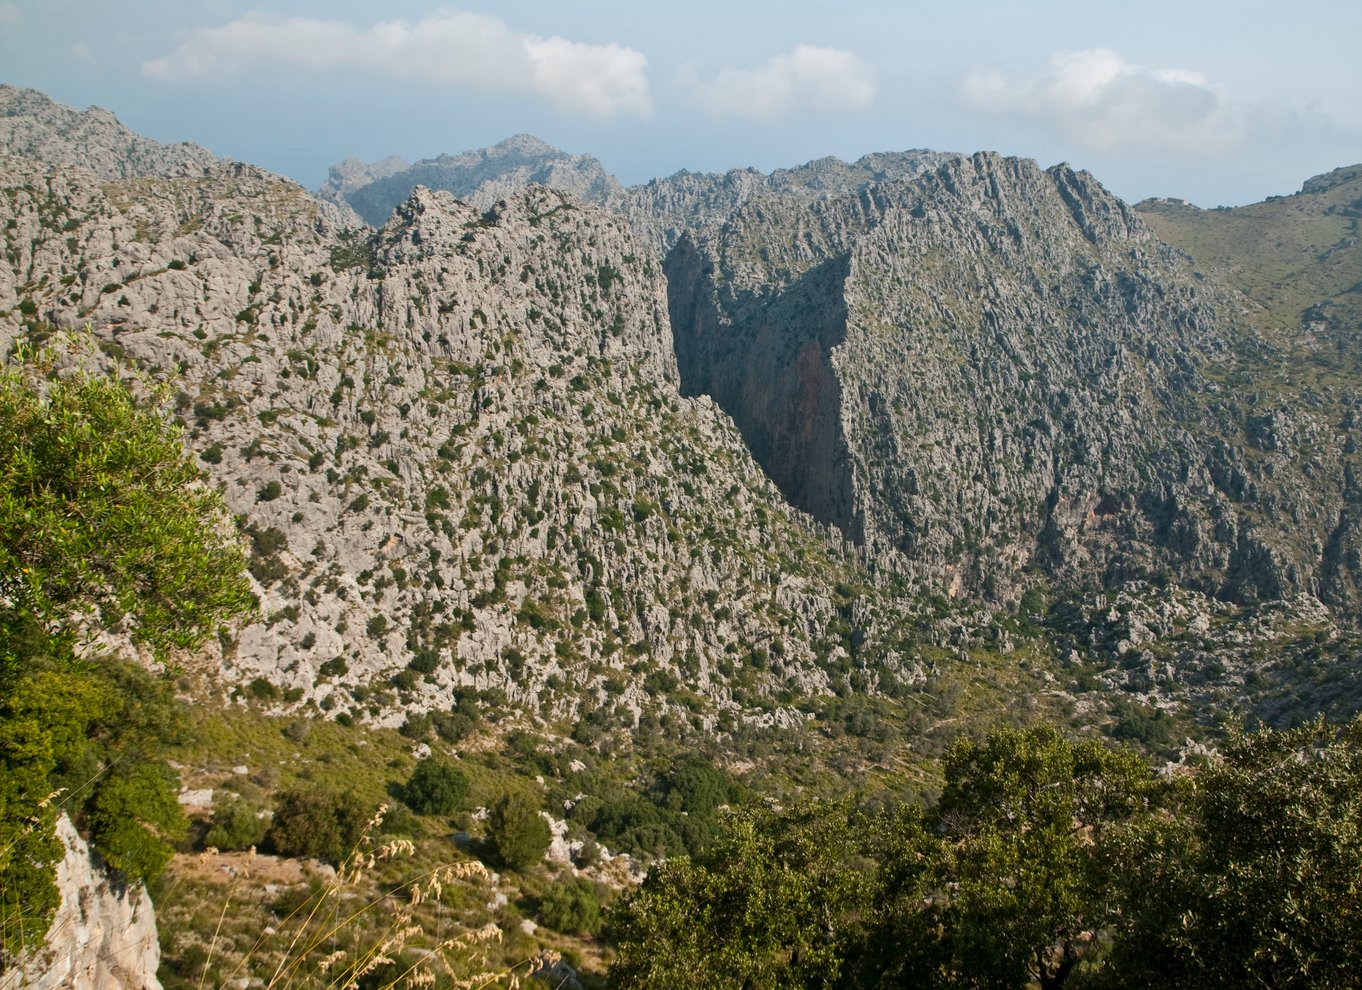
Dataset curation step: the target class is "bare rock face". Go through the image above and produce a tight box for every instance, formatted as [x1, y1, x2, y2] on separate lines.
[0, 816, 161, 990]
[332, 135, 623, 226]
[317, 154, 411, 203]
[320, 133, 955, 259]
[667, 152, 1362, 608]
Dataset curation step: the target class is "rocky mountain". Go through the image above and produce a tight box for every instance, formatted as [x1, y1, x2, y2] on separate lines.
[0, 84, 219, 180]
[0, 142, 925, 730]
[322, 134, 957, 258]
[9, 85, 1362, 990]
[3, 85, 1360, 730]
[322, 134, 623, 227]
[316, 153, 410, 204]
[667, 152, 1362, 622]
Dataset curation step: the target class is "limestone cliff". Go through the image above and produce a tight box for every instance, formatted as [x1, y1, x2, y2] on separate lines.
[0, 816, 160, 990]
[667, 152, 1362, 610]
[0, 148, 917, 726]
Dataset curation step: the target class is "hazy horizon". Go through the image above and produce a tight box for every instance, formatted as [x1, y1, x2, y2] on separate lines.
[2, 0, 1359, 208]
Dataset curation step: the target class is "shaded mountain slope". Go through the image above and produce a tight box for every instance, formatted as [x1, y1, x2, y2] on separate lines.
[667, 152, 1362, 614]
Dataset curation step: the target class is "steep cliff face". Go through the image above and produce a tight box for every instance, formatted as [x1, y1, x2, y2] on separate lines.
[0, 816, 161, 990]
[668, 237, 859, 538]
[668, 152, 1362, 608]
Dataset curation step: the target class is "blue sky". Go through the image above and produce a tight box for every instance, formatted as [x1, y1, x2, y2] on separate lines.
[2, 0, 1359, 206]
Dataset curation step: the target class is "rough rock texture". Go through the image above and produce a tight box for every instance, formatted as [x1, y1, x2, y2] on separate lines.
[0, 816, 161, 990]
[1, 148, 926, 725]
[321, 133, 956, 259]
[0, 85, 218, 180]
[667, 152, 1362, 609]
[3, 87, 1360, 716]
[615, 148, 958, 258]
[327, 135, 623, 226]
[317, 154, 410, 203]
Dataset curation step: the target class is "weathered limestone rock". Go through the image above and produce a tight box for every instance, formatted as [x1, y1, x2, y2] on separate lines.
[1, 817, 161, 990]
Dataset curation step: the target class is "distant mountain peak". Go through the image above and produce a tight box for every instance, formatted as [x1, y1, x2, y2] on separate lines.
[490, 133, 562, 157]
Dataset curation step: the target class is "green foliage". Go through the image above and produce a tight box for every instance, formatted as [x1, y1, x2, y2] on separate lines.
[0, 347, 245, 955]
[1107, 718, 1362, 988]
[85, 761, 186, 883]
[654, 754, 733, 817]
[267, 788, 370, 866]
[0, 344, 253, 666]
[610, 721, 1362, 989]
[610, 800, 878, 990]
[1, 655, 187, 959]
[611, 728, 1168, 990]
[0, 712, 64, 960]
[204, 794, 269, 851]
[906, 726, 1162, 989]
[538, 876, 605, 935]
[486, 790, 550, 870]
[402, 757, 469, 817]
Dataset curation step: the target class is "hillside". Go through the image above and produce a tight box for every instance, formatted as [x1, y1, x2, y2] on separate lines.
[2, 86, 1360, 737]
[1136, 163, 1362, 337]
[6, 81, 1362, 990]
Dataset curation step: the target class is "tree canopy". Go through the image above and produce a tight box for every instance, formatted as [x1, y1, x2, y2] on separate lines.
[0, 343, 252, 669]
[609, 721, 1362, 990]
[0, 342, 252, 961]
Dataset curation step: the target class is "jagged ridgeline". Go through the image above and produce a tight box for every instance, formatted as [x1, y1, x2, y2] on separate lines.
[5, 83, 1362, 733]
[0, 141, 926, 724]
[668, 152, 1362, 612]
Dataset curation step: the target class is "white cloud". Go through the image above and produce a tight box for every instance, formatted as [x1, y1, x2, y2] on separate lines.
[142, 11, 652, 120]
[962, 49, 1242, 157]
[683, 45, 875, 122]
[0, 3, 21, 25]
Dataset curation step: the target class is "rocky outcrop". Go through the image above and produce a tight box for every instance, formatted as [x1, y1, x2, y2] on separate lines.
[320, 134, 956, 259]
[1, 143, 924, 723]
[1, 816, 160, 990]
[329, 135, 623, 226]
[3, 84, 1360, 724]
[318, 154, 410, 203]
[0, 85, 218, 180]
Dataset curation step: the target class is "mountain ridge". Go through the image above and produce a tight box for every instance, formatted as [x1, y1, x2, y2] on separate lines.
[3, 83, 1360, 734]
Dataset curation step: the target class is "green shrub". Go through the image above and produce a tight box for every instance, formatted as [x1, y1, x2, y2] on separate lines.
[86, 762, 186, 884]
[267, 788, 368, 865]
[408, 650, 440, 675]
[204, 794, 269, 851]
[487, 791, 551, 870]
[403, 757, 469, 816]
[539, 876, 605, 935]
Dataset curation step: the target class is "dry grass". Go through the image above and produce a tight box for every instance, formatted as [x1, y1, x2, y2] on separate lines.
[158, 807, 560, 990]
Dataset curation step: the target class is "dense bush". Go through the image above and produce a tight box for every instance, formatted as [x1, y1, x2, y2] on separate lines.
[612, 722, 1362, 990]
[487, 791, 551, 870]
[0, 348, 250, 957]
[402, 757, 469, 816]
[204, 794, 269, 851]
[538, 876, 605, 935]
[653, 754, 734, 816]
[267, 788, 370, 865]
